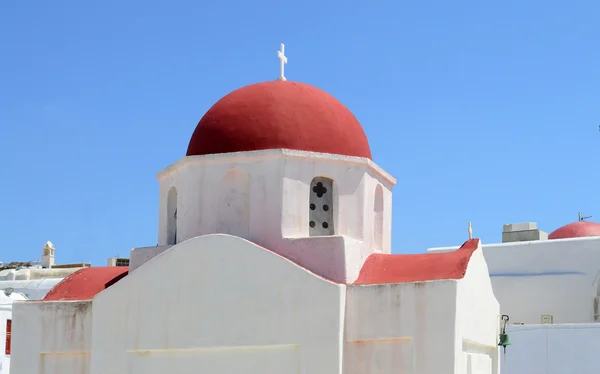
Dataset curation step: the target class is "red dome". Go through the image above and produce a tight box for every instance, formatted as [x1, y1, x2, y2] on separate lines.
[186, 81, 372, 159]
[548, 221, 600, 240]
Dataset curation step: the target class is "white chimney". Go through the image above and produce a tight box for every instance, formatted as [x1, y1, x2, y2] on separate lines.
[41, 241, 55, 268]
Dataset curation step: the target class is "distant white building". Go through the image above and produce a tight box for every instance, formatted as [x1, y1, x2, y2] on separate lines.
[429, 220, 600, 373]
[0, 242, 129, 374]
[0, 242, 89, 300]
[0, 290, 27, 374]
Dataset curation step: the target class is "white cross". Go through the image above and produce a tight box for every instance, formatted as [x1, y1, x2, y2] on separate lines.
[277, 43, 287, 81]
[468, 221, 473, 240]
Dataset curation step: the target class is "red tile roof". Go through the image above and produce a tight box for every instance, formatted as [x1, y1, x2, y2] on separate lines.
[354, 239, 479, 285]
[42, 267, 128, 301]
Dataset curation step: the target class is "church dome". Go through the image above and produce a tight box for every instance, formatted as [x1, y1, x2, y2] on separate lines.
[548, 221, 600, 240]
[186, 80, 372, 159]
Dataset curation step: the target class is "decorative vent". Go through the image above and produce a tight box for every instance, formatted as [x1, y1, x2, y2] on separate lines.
[541, 314, 553, 324]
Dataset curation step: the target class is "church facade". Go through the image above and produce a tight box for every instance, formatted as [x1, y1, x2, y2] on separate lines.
[9, 48, 502, 374]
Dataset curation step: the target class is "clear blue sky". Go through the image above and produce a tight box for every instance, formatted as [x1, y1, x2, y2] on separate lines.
[1, 1, 598, 265]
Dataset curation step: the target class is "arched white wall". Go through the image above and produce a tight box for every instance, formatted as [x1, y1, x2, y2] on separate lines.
[92, 234, 345, 374]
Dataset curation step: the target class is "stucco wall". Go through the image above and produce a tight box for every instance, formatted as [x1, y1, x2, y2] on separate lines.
[455, 248, 500, 374]
[502, 323, 600, 374]
[153, 149, 395, 283]
[429, 236, 600, 324]
[10, 300, 93, 374]
[344, 280, 458, 374]
[90, 234, 346, 374]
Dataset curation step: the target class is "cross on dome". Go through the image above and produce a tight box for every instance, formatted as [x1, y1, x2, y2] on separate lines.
[277, 43, 288, 81]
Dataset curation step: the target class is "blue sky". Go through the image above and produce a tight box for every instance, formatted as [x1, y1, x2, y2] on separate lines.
[1, 1, 599, 265]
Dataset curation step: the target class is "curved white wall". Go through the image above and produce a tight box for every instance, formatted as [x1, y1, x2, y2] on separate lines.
[92, 234, 346, 374]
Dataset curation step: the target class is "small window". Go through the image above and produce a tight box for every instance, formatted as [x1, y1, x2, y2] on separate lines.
[309, 177, 335, 236]
[167, 187, 178, 245]
[373, 184, 384, 250]
[5, 319, 11, 355]
[115, 258, 130, 267]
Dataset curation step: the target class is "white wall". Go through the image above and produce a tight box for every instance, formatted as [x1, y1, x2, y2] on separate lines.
[344, 280, 458, 374]
[429, 236, 600, 324]
[0, 293, 27, 374]
[342, 247, 499, 374]
[502, 323, 600, 374]
[151, 149, 396, 283]
[90, 234, 346, 374]
[455, 248, 501, 374]
[10, 301, 93, 374]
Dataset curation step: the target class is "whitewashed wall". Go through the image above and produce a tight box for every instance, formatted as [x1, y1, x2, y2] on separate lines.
[10, 301, 93, 374]
[343, 246, 499, 374]
[150, 149, 395, 283]
[502, 323, 600, 374]
[429, 236, 600, 324]
[0, 356, 7, 374]
[455, 248, 501, 374]
[0, 293, 27, 374]
[91, 234, 346, 374]
[344, 280, 458, 374]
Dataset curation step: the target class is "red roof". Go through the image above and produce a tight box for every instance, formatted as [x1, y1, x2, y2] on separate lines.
[43, 267, 129, 301]
[186, 80, 372, 159]
[548, 221, 600, 240]
[354, 239, 480, 285]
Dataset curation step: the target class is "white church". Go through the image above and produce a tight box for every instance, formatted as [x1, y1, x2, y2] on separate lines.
[6, 45, 502, 374]
[6, 44, 600, 374]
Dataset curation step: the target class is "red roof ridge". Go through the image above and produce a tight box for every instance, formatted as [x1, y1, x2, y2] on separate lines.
[353, 239, 480, 285]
